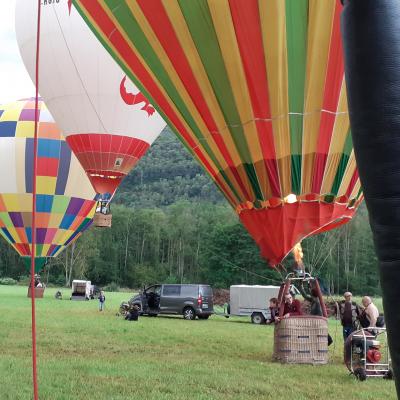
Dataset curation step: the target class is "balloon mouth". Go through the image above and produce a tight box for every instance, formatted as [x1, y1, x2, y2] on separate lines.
[87, 171, 125, 179]
[236, 194, 361, 213]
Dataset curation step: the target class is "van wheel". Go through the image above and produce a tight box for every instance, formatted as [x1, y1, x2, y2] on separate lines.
[183, 307, 196, 320]
[251, 312, 266, 324]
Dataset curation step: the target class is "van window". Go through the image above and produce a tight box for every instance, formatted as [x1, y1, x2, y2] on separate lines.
[162, 285, 181, 296]
[200, 285, 212, 297]
[180, 285, 198, 297]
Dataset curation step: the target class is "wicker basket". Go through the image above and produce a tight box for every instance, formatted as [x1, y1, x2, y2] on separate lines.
[93, 212, 112, 228]
[273, 316, 328, 365]
[27, 287, 45, 298]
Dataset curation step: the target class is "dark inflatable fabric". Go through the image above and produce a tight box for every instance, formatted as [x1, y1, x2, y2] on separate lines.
[341, 0, 400, 395]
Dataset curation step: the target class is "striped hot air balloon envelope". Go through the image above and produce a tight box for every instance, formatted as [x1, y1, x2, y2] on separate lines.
[0, 99, 97, 271]
[71, 0, 363, 266]
[15, 0, 166, 212]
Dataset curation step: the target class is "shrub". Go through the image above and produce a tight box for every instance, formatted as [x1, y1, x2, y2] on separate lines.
[0, 277, 17, 285]
[104, 282, 119, 292]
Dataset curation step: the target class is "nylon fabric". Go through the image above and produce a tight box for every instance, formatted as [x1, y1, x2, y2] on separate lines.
[74, 0, 362, 265]
[342, 0, 400, 394]
[0, 99, 96, 262]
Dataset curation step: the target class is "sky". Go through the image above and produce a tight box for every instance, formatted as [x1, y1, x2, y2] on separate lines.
[0, 0, 36, 104]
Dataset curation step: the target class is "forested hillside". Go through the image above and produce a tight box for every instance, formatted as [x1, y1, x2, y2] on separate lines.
[0, 128, 381, 295]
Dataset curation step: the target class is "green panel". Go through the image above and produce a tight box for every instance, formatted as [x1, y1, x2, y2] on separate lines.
[0, 212, 14, 227]
[22, 257, 47, 273]
[291, 155, 302, 194]
[286, 0, 308, 190]
[343, 130, 353, 156]
[331, 154, 350, 195]
[51, 196, 70, 213]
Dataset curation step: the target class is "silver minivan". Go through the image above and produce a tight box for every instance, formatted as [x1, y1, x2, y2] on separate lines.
[130, 284, 214, 320]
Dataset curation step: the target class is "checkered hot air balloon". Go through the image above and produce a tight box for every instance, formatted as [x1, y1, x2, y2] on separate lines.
[71, 0, 363, 266]
[0, 99, 97, 271]
[15, 0, 166, 220]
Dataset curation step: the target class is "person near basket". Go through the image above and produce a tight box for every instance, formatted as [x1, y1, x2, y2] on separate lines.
[267, 297, 279, 324]
[337, 291, 361, 339]
[275, 293, 302, 322]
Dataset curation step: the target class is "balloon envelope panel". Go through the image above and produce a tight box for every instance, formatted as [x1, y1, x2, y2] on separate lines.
[0, 99, 97, 259]
[73, 0, 362, 264]
[15, 0, 166, 198]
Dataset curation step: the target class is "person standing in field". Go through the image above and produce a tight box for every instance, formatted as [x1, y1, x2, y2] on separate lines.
[99, 291, 106, 312]
[337, 292, 361, 339]
[360, 296, 380, 327]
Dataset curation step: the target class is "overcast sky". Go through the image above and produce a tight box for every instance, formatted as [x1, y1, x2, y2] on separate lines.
[0, 0, 36, 104]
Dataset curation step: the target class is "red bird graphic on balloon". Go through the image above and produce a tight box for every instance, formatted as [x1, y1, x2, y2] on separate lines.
[120, 76, 155, 117]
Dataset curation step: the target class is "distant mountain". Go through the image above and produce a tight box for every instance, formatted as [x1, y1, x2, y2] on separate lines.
[114, 127, 225, 208]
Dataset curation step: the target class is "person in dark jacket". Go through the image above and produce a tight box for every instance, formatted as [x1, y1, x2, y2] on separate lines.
[337, 292, 361, 339]
[268, 297, 279, 324]
[98, 291, 106, 312]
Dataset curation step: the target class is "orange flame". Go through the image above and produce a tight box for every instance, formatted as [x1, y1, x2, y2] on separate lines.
[292, 242, 304, 266]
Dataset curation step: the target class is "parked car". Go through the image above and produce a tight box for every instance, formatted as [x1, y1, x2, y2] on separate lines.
[130, 284, 214, 320]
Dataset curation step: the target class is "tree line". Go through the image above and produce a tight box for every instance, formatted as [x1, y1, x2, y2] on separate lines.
[0, 128, 382, 295]
[0, 200, 381, 296]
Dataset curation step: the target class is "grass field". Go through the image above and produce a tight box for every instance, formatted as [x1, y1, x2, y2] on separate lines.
[0, 286, 395, 400]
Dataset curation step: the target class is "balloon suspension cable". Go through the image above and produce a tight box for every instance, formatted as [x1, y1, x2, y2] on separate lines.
[31, 1, 41, 399]
[209, 251, 282, 285]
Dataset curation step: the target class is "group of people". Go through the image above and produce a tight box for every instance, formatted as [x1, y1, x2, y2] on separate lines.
[337, 292, 382, 339]
[267, 286, 382, 342]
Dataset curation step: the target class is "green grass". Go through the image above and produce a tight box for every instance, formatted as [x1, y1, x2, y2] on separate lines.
[0, 286, 395, 400]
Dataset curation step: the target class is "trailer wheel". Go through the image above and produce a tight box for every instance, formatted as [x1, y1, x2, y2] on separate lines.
[354, 368, 367, 381]
[251, 312, 266, 324]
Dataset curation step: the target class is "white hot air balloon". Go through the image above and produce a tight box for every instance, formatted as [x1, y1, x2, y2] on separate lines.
[15, 0, 166, 226]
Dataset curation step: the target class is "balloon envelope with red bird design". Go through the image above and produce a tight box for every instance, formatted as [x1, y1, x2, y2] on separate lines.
[15, 0, 166, 203]
[0, 98, 97, 271]
[72, 0, 363, 266]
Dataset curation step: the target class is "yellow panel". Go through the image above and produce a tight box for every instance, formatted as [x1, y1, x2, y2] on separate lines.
[41, 244, 51, 255]
[320, 80, 350, 193]
[0, 107, 22, 122]
[52, 229, 68, 245]
[48, 213, 64, 227]
[350, 180, 362, 199]
[259, 0, 290, 194]
[36, 177, 57, 195]
[301, 1, 336, 193]
[15, 121, 35, 138]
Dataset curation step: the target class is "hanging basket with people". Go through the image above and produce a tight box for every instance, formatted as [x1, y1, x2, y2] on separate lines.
[273, 272, 329, 365]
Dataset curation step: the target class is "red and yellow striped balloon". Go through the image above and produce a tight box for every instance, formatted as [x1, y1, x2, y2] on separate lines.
[73, 0, 362, 265]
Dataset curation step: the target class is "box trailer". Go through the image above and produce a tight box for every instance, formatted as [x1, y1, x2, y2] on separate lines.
[228, 285, 280, 324]
[70, 280, 92, 300]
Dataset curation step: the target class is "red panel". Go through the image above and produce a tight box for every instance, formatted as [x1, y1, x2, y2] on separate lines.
[66, 133, 149, 195]
[239, 200, 358, 266]
[37, 157, 59, 177]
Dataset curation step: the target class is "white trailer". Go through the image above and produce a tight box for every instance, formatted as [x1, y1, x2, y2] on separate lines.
[70, 280, 92, 300]
[228, 285, 280, 324]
